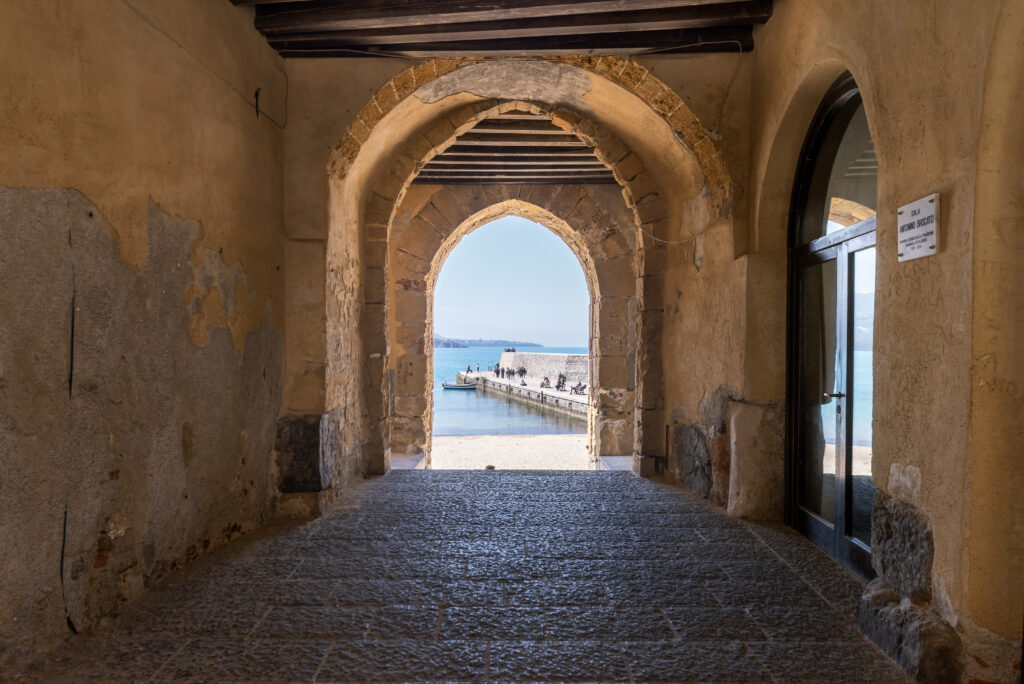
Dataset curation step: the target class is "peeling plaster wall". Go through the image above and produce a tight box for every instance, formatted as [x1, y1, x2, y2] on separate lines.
[747, 0, 1022, 676]
[0, 0, 285, 665]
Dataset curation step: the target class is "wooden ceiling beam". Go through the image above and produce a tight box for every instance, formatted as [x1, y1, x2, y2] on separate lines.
[255, 0, 750, 34]
[421, 164, 609, 173]
[469, 120, 567, 135]
[413, 177, 618, 185]
[452, 133, 589, 147]
[427, 158, 608, 167]
[442, 145, 597, 156]
[262, 1, 770, 43]
[274, 25, 753, 57]
[417, 169, 614, 177]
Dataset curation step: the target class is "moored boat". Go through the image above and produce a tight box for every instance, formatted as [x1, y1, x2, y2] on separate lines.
[442, 381, 477, 390]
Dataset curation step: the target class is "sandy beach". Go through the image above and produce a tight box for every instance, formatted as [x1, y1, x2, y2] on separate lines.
[429, 433, 595, 470]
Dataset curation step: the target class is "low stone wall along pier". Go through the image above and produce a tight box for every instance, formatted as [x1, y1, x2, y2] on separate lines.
[456, 352, 589, 419]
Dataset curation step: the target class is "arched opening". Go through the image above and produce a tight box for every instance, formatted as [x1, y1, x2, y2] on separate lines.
[786, 72, 878, 578]
[427, 215, 593, 469]
[319, 58, 729, 481]
[387, 194, 636, 467]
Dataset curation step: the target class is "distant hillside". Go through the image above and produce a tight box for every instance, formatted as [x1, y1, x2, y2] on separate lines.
[433, 337, 468, 348]
[435, 335, 541, 348]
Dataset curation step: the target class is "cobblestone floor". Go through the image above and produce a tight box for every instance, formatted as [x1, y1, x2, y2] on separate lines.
[30, 471, 909, 682]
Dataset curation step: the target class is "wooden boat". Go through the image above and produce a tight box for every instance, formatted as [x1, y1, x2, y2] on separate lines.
[442, 381, 477, 390]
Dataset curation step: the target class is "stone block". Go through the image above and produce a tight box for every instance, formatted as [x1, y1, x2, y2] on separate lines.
[594, 333, 626, 357]
[274, 414, 332, 493]
[597, 419, 633, 457]
[858, 578, 962, 683]
[596, 355, 630, 389]
[395, 324, 426, 350]
[708, 432, 730, 507]
[394, 289, 428, 324]
[396, 354, 428, 389]
[363, 267, 386, 304]
[638, 409, 666, 455]
[872, 490, 934, 602]
[598, 302, 628, 340]
[672, 423, 711, 498]
[392, 248, 430, 276]
[726, 401, 784, 522]
[595, 259, 634, 297]
[395, 395, 427, 418]
[633, 454, 657, 477]
[364, 239, 387, 268]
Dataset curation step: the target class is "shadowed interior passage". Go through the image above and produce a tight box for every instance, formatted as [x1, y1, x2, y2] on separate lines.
[34, 472, 909, 682]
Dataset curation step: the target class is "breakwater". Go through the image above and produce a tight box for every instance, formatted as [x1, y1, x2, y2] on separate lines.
[456, 351, 589, 420]
[498, 351, 588, 384]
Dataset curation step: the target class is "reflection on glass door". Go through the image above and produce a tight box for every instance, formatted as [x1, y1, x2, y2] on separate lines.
[788, 74, 878, 578]
[849, 246, 875, 545]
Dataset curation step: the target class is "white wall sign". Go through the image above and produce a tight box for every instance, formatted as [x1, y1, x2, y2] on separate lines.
[897, 193, 939, 262]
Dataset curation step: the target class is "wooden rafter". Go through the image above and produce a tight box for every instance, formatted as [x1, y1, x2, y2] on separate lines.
[238, 0, 772, 58]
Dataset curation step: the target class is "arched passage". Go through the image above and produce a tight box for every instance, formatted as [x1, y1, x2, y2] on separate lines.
[322, 58, 732, 479]
[388, 193, 637, 465]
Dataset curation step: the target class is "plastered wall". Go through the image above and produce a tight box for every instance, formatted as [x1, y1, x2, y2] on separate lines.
[0, 0, 286, 664]
[745, 0, 1022, 676]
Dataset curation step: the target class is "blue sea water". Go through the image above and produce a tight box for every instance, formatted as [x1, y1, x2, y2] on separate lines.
[433, 346, 587, 436]
[433, 347, 875, 444]
[821, 350, 874, 447]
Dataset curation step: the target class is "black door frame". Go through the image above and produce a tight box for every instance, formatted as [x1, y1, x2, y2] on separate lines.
[785, 73, 877, 579]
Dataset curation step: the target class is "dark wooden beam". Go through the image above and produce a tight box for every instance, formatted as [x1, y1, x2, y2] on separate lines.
[490, 113, 551, 120]
[469, 120, 567, 135]
[413, 177, 617, 185]
[256, 0, 749, 34]
[274, 25, 754, 57]
[262, 1, 770, 43]
[418, 169, 614, 178]
[427, 157, 608, 167]
[452, 133, 588, 147]
[421, 164, 610, 173]
[442, 145, 597, 156]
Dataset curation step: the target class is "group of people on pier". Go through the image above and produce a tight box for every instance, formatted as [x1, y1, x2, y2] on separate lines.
[487, 364, 588, 395]
[493, 364, 527, 381]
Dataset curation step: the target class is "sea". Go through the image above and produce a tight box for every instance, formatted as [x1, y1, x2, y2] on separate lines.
[433, 346, 874, 446]
[433, 346, 587, 436]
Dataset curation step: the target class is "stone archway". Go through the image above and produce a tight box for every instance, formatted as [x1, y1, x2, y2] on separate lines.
[387, 190, 638, 465]
[322, 59, 732, 479]
[354, 99, 666, 475]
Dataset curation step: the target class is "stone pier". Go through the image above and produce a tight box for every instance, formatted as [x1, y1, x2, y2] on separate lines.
[457, 370, 588, 419]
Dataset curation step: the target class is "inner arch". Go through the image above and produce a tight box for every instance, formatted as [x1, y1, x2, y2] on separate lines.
[429, 215, 592, 468]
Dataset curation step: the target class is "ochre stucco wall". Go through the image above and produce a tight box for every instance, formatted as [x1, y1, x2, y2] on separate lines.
[747, 0, 1022, 675]
[0, 0, 286, 665]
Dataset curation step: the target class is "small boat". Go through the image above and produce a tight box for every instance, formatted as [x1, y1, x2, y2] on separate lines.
[442, 381, 477, 390]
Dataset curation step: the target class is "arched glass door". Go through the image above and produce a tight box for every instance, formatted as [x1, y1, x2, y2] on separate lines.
[787, 74, 877, 577]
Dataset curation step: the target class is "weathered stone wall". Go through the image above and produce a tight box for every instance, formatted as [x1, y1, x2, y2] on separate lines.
[0, 0, 286, 666]
[385, 181, 640, 461]
[284, 55, 738, 477]
[498, 352, 589, 385]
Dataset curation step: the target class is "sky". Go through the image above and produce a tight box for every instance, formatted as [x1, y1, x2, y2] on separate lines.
[433, 216, 589, 347]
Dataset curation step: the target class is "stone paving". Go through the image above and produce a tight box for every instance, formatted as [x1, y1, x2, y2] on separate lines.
[28, 471, 910, 682]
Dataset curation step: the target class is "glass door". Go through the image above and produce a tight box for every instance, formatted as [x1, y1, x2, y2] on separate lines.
[787, 74, 878, 578]
[792, 229, 875, 576]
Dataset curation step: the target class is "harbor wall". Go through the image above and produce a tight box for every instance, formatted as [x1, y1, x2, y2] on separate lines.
[497, 352, 589, 385]
[456, 371, 588, 419]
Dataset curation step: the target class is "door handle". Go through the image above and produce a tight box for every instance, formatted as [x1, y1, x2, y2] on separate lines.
[823, 392, 845, 399]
